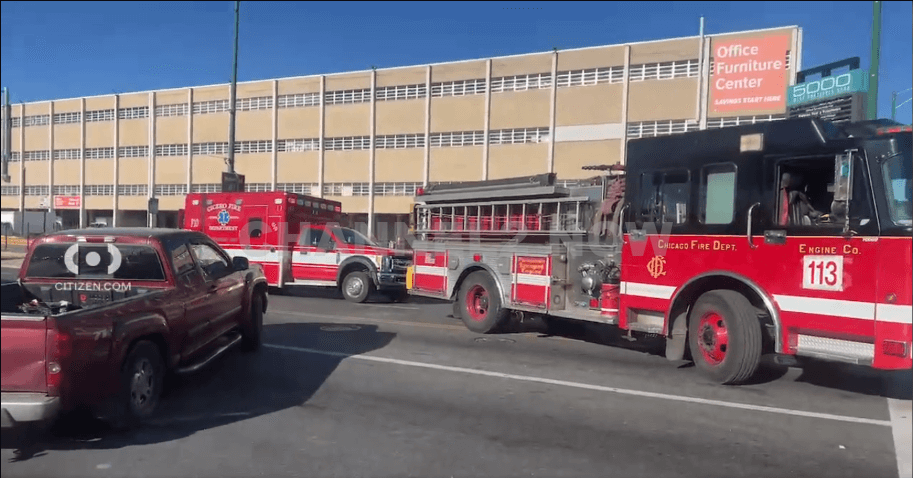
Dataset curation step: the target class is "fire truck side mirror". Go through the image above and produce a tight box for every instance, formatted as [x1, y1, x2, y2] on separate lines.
[833, 152, 854, 203]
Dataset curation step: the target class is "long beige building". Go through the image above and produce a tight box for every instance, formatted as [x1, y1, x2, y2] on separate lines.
[1, 25, 802, 239]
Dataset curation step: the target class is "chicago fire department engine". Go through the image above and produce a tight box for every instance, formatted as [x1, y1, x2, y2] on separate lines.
[181, 191, 411, 303]
[407, 118, 912, 385]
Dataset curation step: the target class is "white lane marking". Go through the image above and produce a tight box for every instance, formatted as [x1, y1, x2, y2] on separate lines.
[889, 399, 913, 478]
[361, 304, 420, 311]
[263, 343, 892, 427]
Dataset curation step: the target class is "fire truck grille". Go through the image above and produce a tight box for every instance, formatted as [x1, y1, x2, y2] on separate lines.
[391, 258, 410, 273]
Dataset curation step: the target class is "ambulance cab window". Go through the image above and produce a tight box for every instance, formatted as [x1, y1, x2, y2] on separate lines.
[300, 227, 328, 248]
[699, 163, 737, 225]
[639, 170, 691, 225]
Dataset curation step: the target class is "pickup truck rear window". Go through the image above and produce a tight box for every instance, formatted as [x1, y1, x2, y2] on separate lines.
[25, 243, 167, 281]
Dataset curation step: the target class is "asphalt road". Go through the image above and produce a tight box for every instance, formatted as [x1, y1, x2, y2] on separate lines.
[1, 268, 911, 478]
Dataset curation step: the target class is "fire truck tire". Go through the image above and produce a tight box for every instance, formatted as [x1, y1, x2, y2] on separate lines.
[342, 271, 374, 303]
[459, 271, 510, 334]
[688, 290, 762, 385]
[451, 300, 464, 320]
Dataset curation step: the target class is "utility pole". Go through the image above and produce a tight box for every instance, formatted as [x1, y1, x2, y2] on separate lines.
[867, 1, 882, 120]
[227, 0, 240, 176]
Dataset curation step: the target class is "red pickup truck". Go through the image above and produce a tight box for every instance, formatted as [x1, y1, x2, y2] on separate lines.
[1, 228, 269, 430]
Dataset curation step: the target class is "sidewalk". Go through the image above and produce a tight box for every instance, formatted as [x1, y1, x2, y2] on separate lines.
[0, 250, 26, 261]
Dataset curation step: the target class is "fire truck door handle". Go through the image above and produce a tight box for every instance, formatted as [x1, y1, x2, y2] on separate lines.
[746, 202, 760, 249]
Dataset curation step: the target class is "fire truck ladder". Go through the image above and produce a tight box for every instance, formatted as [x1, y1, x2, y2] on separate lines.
[414, 196, 594, 236]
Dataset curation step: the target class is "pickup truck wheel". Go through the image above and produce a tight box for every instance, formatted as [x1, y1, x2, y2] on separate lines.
[688, 290, 763, 385]
[458, 271, 509, 334]
[241, 293, 264, 352]
[112, 340, 164, 430]
[342, 271, 373, 303]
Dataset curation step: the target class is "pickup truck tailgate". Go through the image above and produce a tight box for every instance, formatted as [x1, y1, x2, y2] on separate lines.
[1, 316, 48, 393]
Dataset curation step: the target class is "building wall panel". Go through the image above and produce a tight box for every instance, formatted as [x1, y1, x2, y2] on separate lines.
[235, 110, 273, 141]
[374, 196, 414, 215]
[118, 196, 148, 210]
[630, 38, 700, 64]
[192, 114, 230, 143]
[325, 104, 370, 137]
[193, 86, 228, 102]
[157, 196, 184, 211]
[377, 67, 426, 88]
[53, 124, 80, 149]
[155, 158, 188, 184]
[431, 60, 487, 83]
[627, 78, 698, 122]
[119, 120, 148, 146]
[324, 151, 369, 182]
[53, 161, 79, 185]
[554, 140, 621, 179]
[375, 150, 423, 182]
[118, 93, 149, 109]
[156, 90, 188, 106]
[276, 153, 319, 183]
[557, 46, 626, 71]
[191, 156, 224, 184]
[85, 196, 113, 210]
[85, 96, 115, 111]
[86, 160, 115, 185]
[24, 128, 49, 151]
[325, 73, 371, 91]
[24, 197, 44, 210]
[491, 53, 552, 78]
[488, 144, 547, 179]
[277, 109, 320, 139]
[234, 154, 272, 183]
[376, 102, 424, 135]
[430, 96, 485, 132]
[237, 81, 273, 98]
[156, 117, 188, 144]
[118, 159, 148, 185]
[86, 122, 114, 148]
[556, 84, 624, 126]
[429, 147, 482, 182]
[1, 197, 18, 209]
[53, 99, 80, 113]
[277, 77, 321, 95]
[489, 90, 551, 130]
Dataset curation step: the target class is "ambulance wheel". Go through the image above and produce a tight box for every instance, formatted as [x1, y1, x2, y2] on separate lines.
[342, 271, 373, 303]
[688, 290, 762, 385]
[459, 271, 509, 334]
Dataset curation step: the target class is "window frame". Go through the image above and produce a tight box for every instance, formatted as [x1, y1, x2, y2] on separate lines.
[698, 162, 739, 225]
[636, 168, 692, 226]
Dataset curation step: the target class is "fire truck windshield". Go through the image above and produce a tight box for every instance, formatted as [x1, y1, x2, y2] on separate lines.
[882, 138, 912, 226]
[333, 227, 378, 247]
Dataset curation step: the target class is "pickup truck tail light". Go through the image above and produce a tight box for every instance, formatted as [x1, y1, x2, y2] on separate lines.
[46, 323, 72, 396]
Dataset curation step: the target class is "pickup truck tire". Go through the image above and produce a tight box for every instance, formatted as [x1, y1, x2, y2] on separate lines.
[688, 290, 763, 385]
[111, 340, 165, 430]
[241, 293, 264, 352]
[458, 271, 509, 334]
[342, 271, 373, 303]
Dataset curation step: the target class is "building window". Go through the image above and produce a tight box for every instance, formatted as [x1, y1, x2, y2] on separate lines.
[490, 73, 552, 93]
[154, 184, 189, 196]
[53, 149, 81, 160]
[276, 183, 317, 195]
[192, 142, 229, 156]
[119, 146, 149, 158]
[706, 115, 787, 129]
[155, 104, 189, 117]
[9, 152, 21, 162]
[117, 184, 147, 196]
[489, 127, 550, 145]
[118, 107, 149, 120]
[24, 150, 50, 161]
[374, 182, 421, 196]
[25, 186, 50, 196]
[376, 84, 428, 101]
[324, 136, 371, 151]
[277, 93, 320, 108]
[85, 185, 116, 196]
[278, 139, 320, 152]
[53, 112, 81, 125]
[629, 60, 700, 82]
[235, 140, 272, 154]
[85, 147, 115, 159]
[376, 133, 425, 149]
[53, 185, 80, 195]
[556, 67, 625, 87]
[627, 120, 700, 139]
[325, 89, 372, 105]
[430, 131, 485, 148]
[1, 186, 20, 196]
[10, 117, 22, 128]
[86, 109, 115, 122]
[192, 183, 222, 193]
[237, 97, 274, 111]
[24, 115, 50, 127]
[431, 79, 487, 97]
[155, 144, 189, 157]
[193, 100, 230, 115]
[241, 183, 272, 192]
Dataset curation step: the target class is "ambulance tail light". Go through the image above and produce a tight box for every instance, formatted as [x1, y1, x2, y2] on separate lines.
[882, 340, 909, 358]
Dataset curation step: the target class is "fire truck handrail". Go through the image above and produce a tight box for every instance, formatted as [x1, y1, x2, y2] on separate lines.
[414, 195, 595, 209]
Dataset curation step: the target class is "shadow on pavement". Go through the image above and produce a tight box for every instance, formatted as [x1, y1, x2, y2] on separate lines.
[270, 285, 448, 305]
[792, 359, 912, 400]
[2, 322, 396, 462]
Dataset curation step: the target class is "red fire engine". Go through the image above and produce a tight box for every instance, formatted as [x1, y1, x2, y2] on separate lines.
[407, 118, 912, 385]
[181, 191, 411, 302]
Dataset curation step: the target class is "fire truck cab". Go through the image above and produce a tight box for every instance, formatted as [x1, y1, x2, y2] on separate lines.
[408, 118, 912, 385]
[182, 191, 411, 302]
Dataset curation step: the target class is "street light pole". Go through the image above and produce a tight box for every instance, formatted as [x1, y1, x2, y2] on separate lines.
[866, 1, 882, 120]
[227, 0, 240, 175]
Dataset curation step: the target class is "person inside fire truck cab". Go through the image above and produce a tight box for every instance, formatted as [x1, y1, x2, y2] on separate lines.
[778, 171, 825, 226]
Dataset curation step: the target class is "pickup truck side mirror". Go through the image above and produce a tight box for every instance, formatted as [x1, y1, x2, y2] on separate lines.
[232, 256, 250, 271]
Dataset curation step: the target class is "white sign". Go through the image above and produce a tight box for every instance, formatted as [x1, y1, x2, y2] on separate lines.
[802, 255, 844, 292]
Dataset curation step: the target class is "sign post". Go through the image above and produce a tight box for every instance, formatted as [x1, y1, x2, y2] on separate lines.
[148, 197, 159, 228]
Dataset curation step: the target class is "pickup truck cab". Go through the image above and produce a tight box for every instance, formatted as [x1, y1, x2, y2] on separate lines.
[1, 228, 269, 430]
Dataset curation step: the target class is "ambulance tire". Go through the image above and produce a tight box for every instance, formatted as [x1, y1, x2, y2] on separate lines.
[459, 271, 510, 334]
[688, 290, 763, 385]
[341, 271, 373, 303]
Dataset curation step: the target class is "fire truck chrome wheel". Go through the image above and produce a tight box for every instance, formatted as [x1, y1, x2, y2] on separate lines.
[458, 271, 510, 334]
[465, 285, 489, 321]
[687, 290, 763, 386]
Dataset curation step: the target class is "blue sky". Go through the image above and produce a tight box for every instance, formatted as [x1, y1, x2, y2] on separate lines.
[1, 0, 911, 123]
